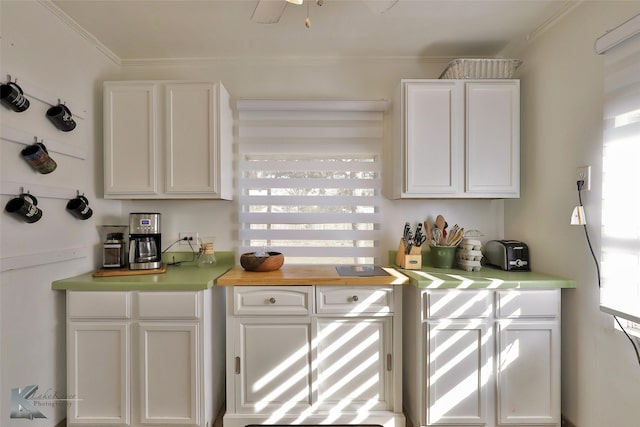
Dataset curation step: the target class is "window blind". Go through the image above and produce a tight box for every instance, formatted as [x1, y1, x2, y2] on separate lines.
[237, 100, 386, 265]
[599, 18, 640, 323]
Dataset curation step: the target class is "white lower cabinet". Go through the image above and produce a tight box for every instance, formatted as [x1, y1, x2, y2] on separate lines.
[495, 320, 559, 425]
[66, 289, 224, 427]
[426, 319, 489, 425]
[138, 322, 199, 424]
[403, 287, 560, 427]
[68, 321, 131, 424]
[224, 285, 404, 427]
[234, 317, 313, 414]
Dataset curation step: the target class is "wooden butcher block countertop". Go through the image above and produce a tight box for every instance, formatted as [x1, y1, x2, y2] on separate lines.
[217, 265, 409, 286]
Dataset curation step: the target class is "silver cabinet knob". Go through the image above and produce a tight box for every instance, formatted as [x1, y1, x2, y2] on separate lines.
[351, 295, 359, 302]
[269, 297, 276, 304]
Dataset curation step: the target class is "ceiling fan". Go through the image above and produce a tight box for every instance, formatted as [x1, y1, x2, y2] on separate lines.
[251, 0, 399, 25]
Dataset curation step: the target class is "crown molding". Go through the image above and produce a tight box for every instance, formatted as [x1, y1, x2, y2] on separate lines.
[526, 0, 583, 43]
[37, 0, 122, 66]
[119, 55, 466, 68]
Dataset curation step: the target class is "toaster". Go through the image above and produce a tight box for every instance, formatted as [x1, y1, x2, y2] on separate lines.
[484, 240, 530, 271]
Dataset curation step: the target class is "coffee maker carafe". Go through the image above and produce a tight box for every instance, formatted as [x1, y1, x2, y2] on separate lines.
[129, 213, 162, 270]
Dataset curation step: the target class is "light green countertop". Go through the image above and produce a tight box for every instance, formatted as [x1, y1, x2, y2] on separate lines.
[51, 251, 575, 291]
[398, 266, 575, 289]
[52, 252, 235, 291]
[389, 251, 575, 289]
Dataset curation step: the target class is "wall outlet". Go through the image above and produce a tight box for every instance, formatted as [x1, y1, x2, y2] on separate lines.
[577, 166, 591, 191]
[179, 232, 197, 246]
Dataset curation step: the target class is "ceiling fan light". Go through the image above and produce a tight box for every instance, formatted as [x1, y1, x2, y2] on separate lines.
[286, 0, 304, 4]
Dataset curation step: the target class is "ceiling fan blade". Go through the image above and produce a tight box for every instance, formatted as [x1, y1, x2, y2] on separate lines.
[363, 0, 399, 14]
[251, 0, 288, 24]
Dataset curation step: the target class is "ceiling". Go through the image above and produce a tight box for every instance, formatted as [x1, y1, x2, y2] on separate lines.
[50, 0, 575, 61]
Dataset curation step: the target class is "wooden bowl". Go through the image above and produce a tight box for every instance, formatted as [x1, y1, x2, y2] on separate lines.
[240, 252, 284, 272]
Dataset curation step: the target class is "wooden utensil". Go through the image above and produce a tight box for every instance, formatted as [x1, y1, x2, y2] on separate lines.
[424, 220, 432, 246]
[435, 215, 446, 230]
[448, 228, 465, 246]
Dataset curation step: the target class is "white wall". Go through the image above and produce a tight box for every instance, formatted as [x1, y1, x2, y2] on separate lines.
[503, 2, 640, 426]
[0, 2, 120, 425]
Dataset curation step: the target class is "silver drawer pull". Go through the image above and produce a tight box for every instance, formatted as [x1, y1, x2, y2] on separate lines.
[268, 297, 276, 304]
[351, 295, 359, 302]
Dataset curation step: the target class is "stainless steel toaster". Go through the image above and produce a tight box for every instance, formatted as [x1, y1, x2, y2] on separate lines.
[484, 240, 530, 271]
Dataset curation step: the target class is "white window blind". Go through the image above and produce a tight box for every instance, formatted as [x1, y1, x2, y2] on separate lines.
[237, 100, 386, 265]
[599, 15, 640, 323]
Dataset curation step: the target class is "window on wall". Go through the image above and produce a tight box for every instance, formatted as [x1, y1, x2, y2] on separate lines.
[598, 14, 640, 324]
[236, 100, 386, 265]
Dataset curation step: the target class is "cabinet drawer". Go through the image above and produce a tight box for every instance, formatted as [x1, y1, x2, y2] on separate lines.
[234, 286, 312, 315]
[425, 290, 492, 319]
[316, 286, 393, 314]
[68, 291, 130, 319]
[138, 291, 200, 319]
[496, 289, 560, 318]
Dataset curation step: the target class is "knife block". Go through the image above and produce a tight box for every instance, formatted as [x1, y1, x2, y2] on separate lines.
[395, 238, 422, 270]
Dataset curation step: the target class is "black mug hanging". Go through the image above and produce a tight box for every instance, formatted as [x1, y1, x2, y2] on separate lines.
[21, 142, 57, 174]
[0, 81, 30, 112]
[46, 103, 76, 132]
[5, 193, 42, 223]
[66, 194, 93, 220]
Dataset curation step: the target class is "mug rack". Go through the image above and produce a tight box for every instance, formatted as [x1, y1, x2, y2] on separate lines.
[1, 180, 86, 201]
[3, 72, 87, 120]
[0, 124, 86, 160]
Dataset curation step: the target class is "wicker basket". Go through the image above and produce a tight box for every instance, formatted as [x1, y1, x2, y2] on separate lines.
[439, 58, 522, 79]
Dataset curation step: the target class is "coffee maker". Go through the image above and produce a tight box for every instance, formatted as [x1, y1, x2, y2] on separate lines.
[129, 213, 162, 270]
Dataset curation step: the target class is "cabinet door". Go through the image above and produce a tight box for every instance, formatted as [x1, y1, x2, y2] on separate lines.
[315, 317, 392, 411]
[426, 320, 489, 426]
[496, 320, 560, 425]
[404, 81, 463, 195]
[68, 322, 130, 425]
[104, 83, 158, 196]
[465, 81, 520, 197]
[139, 322, 199, 425]
[233, 317, 313, 415]
[165, 83, 219, 195]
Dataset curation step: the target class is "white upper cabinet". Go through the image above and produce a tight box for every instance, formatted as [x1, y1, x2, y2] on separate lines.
[104, 81, 232, 199]
[387, 79, 520, 199]
[465, 81, 520, 196]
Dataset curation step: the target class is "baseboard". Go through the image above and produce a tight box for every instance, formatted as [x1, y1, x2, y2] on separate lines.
[562, 415, 578, 427]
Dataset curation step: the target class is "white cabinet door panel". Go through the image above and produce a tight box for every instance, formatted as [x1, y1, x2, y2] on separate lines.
[315, 317, 392, 411]
[139, 323, 199, 425]
[465, 82, 520, 196]
[426, 320, 488, 426]
[104, 83, 157, 196]
[165, 83, 217, 194]
[404, 81, 463, 195]
[234, 318, 313, 414]
[68, 322, 130, 425]
[496, 320, 560, 425]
